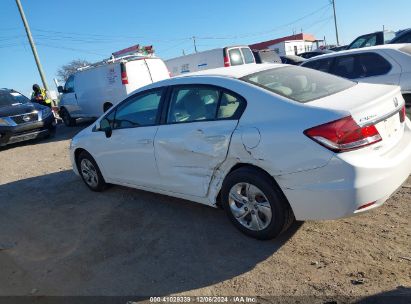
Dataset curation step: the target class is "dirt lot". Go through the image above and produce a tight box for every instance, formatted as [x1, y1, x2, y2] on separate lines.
[0, 122, 410, 302]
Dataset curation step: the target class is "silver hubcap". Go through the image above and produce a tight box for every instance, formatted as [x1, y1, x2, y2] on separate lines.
[228, 183, 272, 231]
[80, 159, 98, 188]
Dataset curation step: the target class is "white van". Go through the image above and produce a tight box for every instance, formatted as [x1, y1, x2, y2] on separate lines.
[165, 45, 255, 76]
[58, 56, 170, 126]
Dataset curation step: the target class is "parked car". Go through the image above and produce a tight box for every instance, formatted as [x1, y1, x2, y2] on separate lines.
[165, 45, 255, 76]
[298, 49, 334, 59]
[69, 64, 411, 240]
[58, 56, 170, 126]
[280, 55, 306, 65]
[389, 28, 411, 44]
[252, 49, 282, 64]
[0, 88, 55, 147]
[347, 30, 396, 50]
[301, 44, 411, 117]
[330, 45, 348, 52]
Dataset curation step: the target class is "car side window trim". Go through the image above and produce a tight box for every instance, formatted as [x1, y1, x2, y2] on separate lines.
[160, 84, 247, 125]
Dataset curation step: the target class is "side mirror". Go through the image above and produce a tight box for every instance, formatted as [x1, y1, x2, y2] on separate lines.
[100, 118, 112, 138]
[57, 86, 64, 93]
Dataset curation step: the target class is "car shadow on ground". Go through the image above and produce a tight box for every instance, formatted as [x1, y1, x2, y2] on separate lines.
[0, 119, 94, 151]
[354, 286, 411, 304]
[0, 170, 302, 296]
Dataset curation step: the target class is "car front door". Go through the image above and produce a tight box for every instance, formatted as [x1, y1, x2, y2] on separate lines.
[154, 85, 246, 197]
[93, 88, 164, 187]
[60, 75, 80, 115]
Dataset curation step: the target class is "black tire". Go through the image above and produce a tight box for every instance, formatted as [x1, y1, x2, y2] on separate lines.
[47, 125, 56, 138]
[221, 167, 294, 240]
[103, 103, 113, 113]
[77, 151, 107, 192]
[60, 108, 76, 127]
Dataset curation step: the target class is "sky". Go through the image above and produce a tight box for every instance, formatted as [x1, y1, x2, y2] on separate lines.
[0, 0, 410, 96]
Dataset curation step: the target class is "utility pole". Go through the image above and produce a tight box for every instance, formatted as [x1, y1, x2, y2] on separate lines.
[192, 36, 198, 53]
[15, 0, 53, 104]
[331, 0, 340, 45]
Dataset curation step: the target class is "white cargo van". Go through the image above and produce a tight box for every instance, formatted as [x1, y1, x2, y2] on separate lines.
[165, 45, 255, 76]
[58, 56, 170, 126]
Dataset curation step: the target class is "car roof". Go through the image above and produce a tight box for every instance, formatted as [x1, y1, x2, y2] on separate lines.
[174, 63, 286, 79]
[303, 43, 410, 62]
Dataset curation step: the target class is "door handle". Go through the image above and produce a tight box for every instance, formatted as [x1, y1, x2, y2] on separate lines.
[137, 139, 152, 144]
[195, 129, 204, 134]
[74, 93, 77, 99]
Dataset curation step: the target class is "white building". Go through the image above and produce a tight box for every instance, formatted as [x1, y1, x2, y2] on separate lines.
[250, 33, 318, 56]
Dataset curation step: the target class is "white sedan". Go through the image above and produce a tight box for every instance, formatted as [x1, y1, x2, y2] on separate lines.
[70, 64, 411, 240]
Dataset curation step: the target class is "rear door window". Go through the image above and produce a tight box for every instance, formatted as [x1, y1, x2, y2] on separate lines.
[167, 86, 220, 123]
[332, 55, 360, 79]
[228, 48, 244, 66]
[241, 48, 255, 64]
[166, 85, 246, 123]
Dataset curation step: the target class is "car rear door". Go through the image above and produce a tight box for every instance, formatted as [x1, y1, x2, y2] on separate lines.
[154, 85, 246, 197]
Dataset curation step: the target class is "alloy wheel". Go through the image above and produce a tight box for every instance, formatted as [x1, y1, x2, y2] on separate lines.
[228, 182, 272, 231]
[80, 159, 99, 188]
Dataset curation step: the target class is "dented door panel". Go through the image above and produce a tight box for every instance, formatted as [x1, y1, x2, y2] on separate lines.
[154, 120, 238, 197]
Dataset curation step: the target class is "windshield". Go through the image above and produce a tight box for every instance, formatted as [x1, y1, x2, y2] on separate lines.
[0, 90, 30, 107]
[241, 66, 356, 103]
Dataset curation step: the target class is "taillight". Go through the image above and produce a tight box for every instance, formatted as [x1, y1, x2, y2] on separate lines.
[399, 104, 406, 123]
[120, 62, 128, 85]
[304, 116, 382, 152]
[224, 56, 230, 67]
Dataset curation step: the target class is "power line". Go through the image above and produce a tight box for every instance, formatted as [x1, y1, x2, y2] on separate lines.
[195, 3, 331, 40]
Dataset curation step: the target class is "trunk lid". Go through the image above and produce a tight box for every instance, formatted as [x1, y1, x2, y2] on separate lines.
[308, 83, 405, 153]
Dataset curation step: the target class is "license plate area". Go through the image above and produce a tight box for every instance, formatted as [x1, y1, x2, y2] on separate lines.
[376, 113, 402, 140]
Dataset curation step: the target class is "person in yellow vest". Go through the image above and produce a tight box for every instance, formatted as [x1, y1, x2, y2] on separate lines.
[31, 84, 52, 108]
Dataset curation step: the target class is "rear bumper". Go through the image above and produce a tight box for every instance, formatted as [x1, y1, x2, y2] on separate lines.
[277, 119, 411, 221]
[0, 115, 55, 146]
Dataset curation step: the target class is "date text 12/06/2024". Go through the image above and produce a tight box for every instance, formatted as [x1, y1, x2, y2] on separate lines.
[140, 296, 257, 303]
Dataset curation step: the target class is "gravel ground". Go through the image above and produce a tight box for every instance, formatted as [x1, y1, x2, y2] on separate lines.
[0, 122, 410, 302]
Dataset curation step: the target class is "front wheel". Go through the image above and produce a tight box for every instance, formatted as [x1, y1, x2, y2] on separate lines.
[60, 108, 76, 127]
[77, 151, 107, 192]
[221, 167, 294, 240]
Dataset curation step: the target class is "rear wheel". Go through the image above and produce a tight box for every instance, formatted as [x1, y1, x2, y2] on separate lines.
[60, 108, 76, 127]
[221, 167, 294, 240]
[77, 151, 106, 192]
